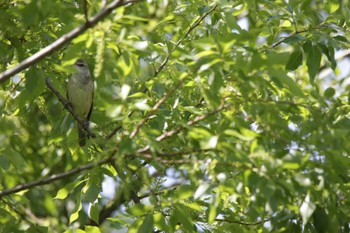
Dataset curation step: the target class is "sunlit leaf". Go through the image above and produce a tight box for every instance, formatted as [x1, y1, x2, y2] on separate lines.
[300, 192, 316, 225]
[194, 183, 210, 199]
[127, 204, 153, 216]
[137, 215, 153, 233]
[85, 226, 101, 233]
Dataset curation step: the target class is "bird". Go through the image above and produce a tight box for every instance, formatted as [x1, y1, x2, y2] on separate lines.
[67, 59, 94, 146]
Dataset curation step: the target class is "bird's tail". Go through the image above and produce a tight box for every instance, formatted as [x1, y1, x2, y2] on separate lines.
[78, 124, 86, 147]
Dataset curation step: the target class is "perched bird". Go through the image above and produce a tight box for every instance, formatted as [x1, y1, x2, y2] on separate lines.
[67, 59, 94, 146]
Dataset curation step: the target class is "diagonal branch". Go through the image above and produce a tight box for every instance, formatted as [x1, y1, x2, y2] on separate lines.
[215, 217, 271, 226]
[0, 151, 117, 198]
[154, 3, 218, 77]
[0, 0, 143, 83]
[45, 77, 96, 138]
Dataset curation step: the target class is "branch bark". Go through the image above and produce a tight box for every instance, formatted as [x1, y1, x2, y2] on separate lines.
[0, 0, 142, 83]
[0, 153, 116, 198]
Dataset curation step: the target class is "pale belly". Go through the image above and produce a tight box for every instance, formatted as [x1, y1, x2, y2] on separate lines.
[68, 78, 93, 119]
[70, 88, 93, 118]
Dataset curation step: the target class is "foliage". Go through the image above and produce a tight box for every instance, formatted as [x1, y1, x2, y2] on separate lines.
[1, 0, 350, 232]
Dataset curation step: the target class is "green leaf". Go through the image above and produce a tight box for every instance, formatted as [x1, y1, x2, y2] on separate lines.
[208, 203, 217, 224]
[194, 183, 210, 199]
[313, 206, 329, 233]
[55, 188, 70, 200]
[127, 204, 153, 216]
[332, 35, 349, 43]
[283, 34, 305, 44]
[84, 185, 100, 203]
[270, 69, 305, 97]
[17, 67, 45, 105]
[282, 162, 300, 170]
[137, 214, 154, 233]
[118, 53, 133, 77]
[324, 87, 335, 99]
[7, 148, 26, 169]
[300, 192, 316, 225]
[174, 185, 194, 200]
[224, 129, 258, 141]
[85, 226, 101, 233]
[153, 213, 168, 232]
[319, 45, 336, 70]
[305, 42, 322, 83]
[174, 204, 193, 231]
[286, 49, 303, 70]
[54, 180, 84, 200]
[89, 204, 100, 224]
[69, 200, 82, 225]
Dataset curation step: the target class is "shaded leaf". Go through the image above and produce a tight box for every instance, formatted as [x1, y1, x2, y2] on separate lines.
[305, 42, 322, 83]
[286, 49, 303, 70]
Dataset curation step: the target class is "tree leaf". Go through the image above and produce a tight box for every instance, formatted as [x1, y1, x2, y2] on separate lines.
[137, 215, 153, 233]
[286, 49, 303, 70]
[300, 192, 316, 225]
[174, 204, 193, 231]
[324, 87, 335, 99]
[305, 41, 322, 83]
[85, 226, 101, 233]
[127, 204, 153, 216]
[89, 204, 100, 225]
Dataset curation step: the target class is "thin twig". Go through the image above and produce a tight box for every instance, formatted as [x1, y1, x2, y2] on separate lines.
[4, 76, 25, 102]
[1, 199, 46, 232]
[83, 0, 89, 24]
[215, 217, 271, 226]
[262, 23, 330, 52]
[154, 3, 218, 77]
[0, 0, 143, 83]
[129, 76, 187, 139]
[156, 102, 229, 142]
[45, 77, 96, 138]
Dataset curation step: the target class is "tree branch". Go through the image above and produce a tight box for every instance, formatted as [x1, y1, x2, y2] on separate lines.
[0, 102, 229, 198]
[0, 152, 116, 198]
[261, 23, 330, 52]
[45, 77, 96, 138]
[0, 0, 143, 83]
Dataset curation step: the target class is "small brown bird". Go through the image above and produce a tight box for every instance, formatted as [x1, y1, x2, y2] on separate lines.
[67, 59, 94, 146]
